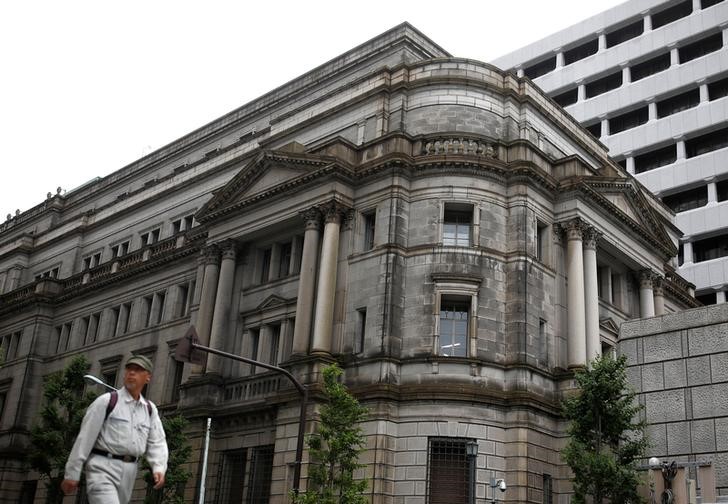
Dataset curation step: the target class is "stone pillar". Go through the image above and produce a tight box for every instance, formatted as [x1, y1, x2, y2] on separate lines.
[291, 209, 322, 355]
[577, 81, 586, 102]
[621, 63, 631, 84]
[207, 240, 238, 375]
[600, 266, 613, 304]
[191, 245, 220, 374]
[647, 100, 658, 121]
[639, 270, 656, 318]
[699, 80, 709, 102]
[597, 31, 606, 51]
[564, 219, 586, 368]
[642, 11, 652, 31]
[717, 290, 727, 304]
[583, 227, 601, 362]
[707, 178, 718, 204]
[670, 44, 680, 66]
[600, 116, 610, 137]
[653, 276, 666, 316]
[625, 154, 635, 174]
[683, 240, 694, 265]
[555, 49, 564, 68]
[675, 136, 687, 160]
[311, 202, 347, 355]
[692, 0, 701, 11]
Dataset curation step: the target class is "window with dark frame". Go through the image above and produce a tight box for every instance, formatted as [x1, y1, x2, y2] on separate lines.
[143, 296, 153, 328]
[563, 38, 598, 65]
[537, 222, 549, 262]
[543, 474, 553, 504]
[609, 106, 648, 134]
[524, 56, 556, 79]
[247, 445, 275, 504]
[696, 291, 717, 305]
[269, 324, 281, 366]
[686, 126, 728, 158]
[709, 76, 728, 101]
[443, 204, 472, 247]
[427, 438, 472, 504]
[657, 88, 700, 117]
[552, 88, 578, 107]
[170, 359, 184, 403]
[249, 329, 260, 374]
[662, 186, 708, 212]
[717, 179, 728, 202]
[279, 242, 292, 277]
[634, 144, 677, 173]
[693, 233, 728, 262]
[679, 33, 723, 64]
[606, 19, 644, 47]
[260, 248, 271, 283]
[356, 308, 367, 354]
[702, 0, 724, 7]
[585, 122, 602, 138]
[363, 211, 376, 251]
[585, 71, 623, 98]
[178, 283, 190, 318]
[630, 53, 671, 81]
[215, 449, 247, 504]
[439, 296, 469, 357]
[651, 0, 692, 29]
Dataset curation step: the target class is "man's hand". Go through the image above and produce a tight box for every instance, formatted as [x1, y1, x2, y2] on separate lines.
[153, 472, 166, 490]
[60, 479, 79, 495]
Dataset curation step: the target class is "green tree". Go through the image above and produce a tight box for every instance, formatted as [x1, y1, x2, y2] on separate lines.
[142, 414, 192, 504]
[28, 355, 97, 504]
[562, 354, 647, 504]
[293, 364, 368, 504]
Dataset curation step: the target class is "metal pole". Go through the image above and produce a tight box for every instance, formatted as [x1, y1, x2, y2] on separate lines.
[187, 342, 308, 495]
[198, 417, 212, 504]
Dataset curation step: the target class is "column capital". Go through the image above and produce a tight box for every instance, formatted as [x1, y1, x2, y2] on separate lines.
[652, 275, 665, 294]
[318, 200, 351, 225]
[300, 207, 322, 231]
[583, 226, 602, 250]
[556, 218, 587, 241]
[199, 244, 221, 266]
[639, 269, 656, 289]
[218, 239, 238, 261]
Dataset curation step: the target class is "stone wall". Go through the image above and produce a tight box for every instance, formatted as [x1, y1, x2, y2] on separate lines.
[620, 303, 728, 497]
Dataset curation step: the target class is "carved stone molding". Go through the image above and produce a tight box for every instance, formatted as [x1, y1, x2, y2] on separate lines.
[653, 275, 665, 295]
[423, 137, 498, 158]
[556, 218, 587, 241]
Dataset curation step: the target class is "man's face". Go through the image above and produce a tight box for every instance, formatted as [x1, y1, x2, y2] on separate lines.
[124, 364, 151, 393]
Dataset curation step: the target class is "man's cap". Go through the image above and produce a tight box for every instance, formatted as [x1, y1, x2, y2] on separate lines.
[125, 355, 153, 373]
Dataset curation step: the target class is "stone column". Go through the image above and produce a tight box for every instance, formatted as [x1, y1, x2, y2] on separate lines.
[621, 63, 631, 85]
[699, 80, 709, 103]
[642, 11, 652, 31]
[625, 153, 635, 174]
[600, 116, 610, 137]
[311, 201, 347, 355]
[675, 136, 687, 160]
[639, 270, 656, 318]
[669, 44, 680, 66]
[583, 227, 601, 362]
[207, 240, 237, 375]
[707, 178, 718, 204]
[555, 49, 564, 68]
[683, 240, 694, 265]
[564, 219, 586, 368]
[653, 276, 666, 316]
[291, 209, 322, 355]
[648, 100, 658, 121]
[692, 0, 701, 11]
[597, 31, 607, 51]
[190, 245, 220, 374]
[577, 81, 586, 102]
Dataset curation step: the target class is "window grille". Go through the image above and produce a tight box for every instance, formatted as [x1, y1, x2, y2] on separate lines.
[427, 438, 471, 504]
[247, 445, 274, 503]
[215, 449, 247, 504]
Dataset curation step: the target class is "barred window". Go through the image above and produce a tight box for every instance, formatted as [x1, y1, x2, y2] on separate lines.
[427, 438, 474, 504]
[247, 445, 274, 503]
[215, 449, 247, 504]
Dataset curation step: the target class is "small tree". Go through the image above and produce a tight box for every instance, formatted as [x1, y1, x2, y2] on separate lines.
[562, 354, 647, 504]
[142, 414, 192, 504]
[293, 364, 368, 504]
[28, 355, 97, 503]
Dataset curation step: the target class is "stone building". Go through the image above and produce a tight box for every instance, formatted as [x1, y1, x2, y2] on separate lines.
[0, 23, 698, 503]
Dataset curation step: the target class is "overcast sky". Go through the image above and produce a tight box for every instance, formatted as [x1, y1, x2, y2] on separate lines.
[0, 0, 626, 216]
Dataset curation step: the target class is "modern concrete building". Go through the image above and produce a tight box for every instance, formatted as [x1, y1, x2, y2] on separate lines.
[0, 23, 697, 503]
[493, 0, 728, 307]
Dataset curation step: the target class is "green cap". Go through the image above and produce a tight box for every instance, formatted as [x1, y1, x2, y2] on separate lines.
[125, 355, 153, 373]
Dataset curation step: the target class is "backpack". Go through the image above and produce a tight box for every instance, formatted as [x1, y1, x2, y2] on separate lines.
[104, 390, 153, 419]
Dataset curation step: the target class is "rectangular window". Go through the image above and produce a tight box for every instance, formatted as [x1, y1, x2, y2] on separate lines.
[102, 369, 117, 389]
[552, 88, 578, 107]
[709, 76, 728, 101]
[630, 53, 671, 81]
[634, 144, 677, 173]
[86, 313, 100, 344]
[154, 291, 166, 325]
[249, 329, 260, 370]
[111, 241, 130, 258]
[609, 107, 648, 134]
[585, 71, 622, 98]
[427, 438, 473, 504]
[606, 19, 644, 47]
[657, 88, 700, 117]
[717, 179, 728, 202]
[702, 0, 724, 7]
[686, 126, 728, 158]
[260, 248, 271, 283]
[172, 219, 182, 235]
[662, 186, 708, 212]
[356, 308, 367, 354]
[563, 38, 598, 65]
[247, 445, 274, 504]
[363, 211, 376, 251]
[543, 474, 553, 504]
[524, 56, 556, 79]
[693, 233, 728, 262]
[652, 0, 692, 29]
[183, 215, 194, 231]
[443, 204, 472, 246]
[269, 325, 280, 366]
[177, 283, 190, 318]
[679, 33, 723, 64]
[696, 292, 717, 305]
[143, 296, 153, 328]
[215, 449, 247, 504]
[170, 359, 184, 403]
[279, 242, 292, 277]
[120, 302, 132, 334]
[439, 296, 469, 357]
[537, 222, 549, 262]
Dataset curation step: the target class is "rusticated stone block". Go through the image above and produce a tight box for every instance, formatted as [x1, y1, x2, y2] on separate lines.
[663, 359, 687, 389]
[686, 356, 712, 386]
[692, 384, 728, 418]
[666, 422, 692, 455]
[645, 390, 686, 423]
[691, 419, 716, 453]
[643, 331, 683, 363]
[688, 323, 728, 356]
[641, 363, 664, 392]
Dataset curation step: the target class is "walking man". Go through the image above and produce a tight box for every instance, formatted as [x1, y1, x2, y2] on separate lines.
[61, 355, 168, 503]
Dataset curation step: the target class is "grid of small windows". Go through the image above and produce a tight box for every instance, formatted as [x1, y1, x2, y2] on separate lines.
[662, 186, 708, 213]
[563, 39, 598, 65]
[651, 0, 693, 29]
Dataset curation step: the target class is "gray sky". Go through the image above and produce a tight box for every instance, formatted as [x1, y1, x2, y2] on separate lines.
[0, 0, 625, 216]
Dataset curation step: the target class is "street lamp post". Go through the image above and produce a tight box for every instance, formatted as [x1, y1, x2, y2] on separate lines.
[83, 374, 116, 391]
[174, 329, 309, 496]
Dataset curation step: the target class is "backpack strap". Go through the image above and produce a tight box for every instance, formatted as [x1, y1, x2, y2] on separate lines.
[104, 389, 154, 419]
[105, 390, 118, 420]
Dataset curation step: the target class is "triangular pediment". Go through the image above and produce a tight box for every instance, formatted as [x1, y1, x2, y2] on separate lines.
[256, 294, 290, 311]
[196, 149, 337, 222]
[600, 317, 620, 336]
[580, 178, 677, 258]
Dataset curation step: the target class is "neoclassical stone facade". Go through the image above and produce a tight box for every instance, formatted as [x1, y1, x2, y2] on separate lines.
[0, 24, 697, 503]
